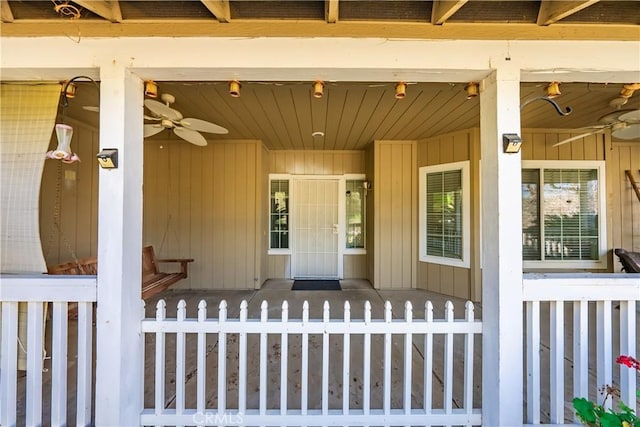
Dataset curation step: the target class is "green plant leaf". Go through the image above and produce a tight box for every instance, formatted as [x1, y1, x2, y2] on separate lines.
[574, 397, 598, 423]
[600, 412, 623, 427]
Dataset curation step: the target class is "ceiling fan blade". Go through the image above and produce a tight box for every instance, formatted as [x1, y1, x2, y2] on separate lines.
[618, 109, 640, 124]
[144, 99, 183, 121]
[144, 115, 161, 121]
[612, 123, 640, 140]
[552, 128, 607, 147]
[174, 126, 208, 146]
[144, 124, 165, 138]
[82, 106, 100, 112]
[179, 118, 229, 134]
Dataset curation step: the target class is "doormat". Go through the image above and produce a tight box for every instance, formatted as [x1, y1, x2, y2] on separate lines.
[292, 280, 341, 291]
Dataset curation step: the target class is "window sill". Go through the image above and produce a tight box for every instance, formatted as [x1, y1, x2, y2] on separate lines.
[344, 249, 366, 255]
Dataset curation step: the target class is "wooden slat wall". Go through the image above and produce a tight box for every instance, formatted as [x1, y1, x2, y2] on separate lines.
[143, 139, 261, 289]
[40, 118, 99, 267]
[416, 130, 475, 299]
[365, 144, 375, 282]
[269, 150, 365, 175]
[609, 143, 640, 262]
[266, 150, 367, 279]
[373, 140, 417, 289]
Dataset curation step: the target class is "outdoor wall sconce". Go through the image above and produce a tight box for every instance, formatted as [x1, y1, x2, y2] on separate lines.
[312, 80, 324, 98]
[465, 82, 479, 99]
[144, 80, 158, 98]
[229, 80, 241, 98]
[395, 82, 407, 99]
[503, 133, 523, 154]
[60, 81, 76, 98]
[97, 149, 118, 169]
[545, 82, 561, 99]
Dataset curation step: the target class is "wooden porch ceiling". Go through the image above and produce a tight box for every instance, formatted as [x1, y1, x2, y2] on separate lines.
[6, 1, 637, 150]
[64, 80, 640, 150]
[1, 0, 639, 40]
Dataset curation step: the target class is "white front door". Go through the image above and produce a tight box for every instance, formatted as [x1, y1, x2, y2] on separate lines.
[293, 179, 339, 278]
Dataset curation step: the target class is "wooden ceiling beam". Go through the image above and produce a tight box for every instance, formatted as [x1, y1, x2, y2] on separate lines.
[1, 0, 14, 23]
[326, 0, 339, 24]
[200, 0, 231, 23]
[2, 21, 639, 42]
[72, 0, 122, 22]
[537, 0, 600, 26]
[431, 0, 468, 25]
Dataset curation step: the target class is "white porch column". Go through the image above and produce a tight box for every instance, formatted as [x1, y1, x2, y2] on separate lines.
[480, 63, 523, 425]
[94, 64, 144, 426]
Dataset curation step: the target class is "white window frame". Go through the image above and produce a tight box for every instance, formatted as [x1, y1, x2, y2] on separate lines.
[419, 161, 470, 268]
[522, 160, 607, 270]
[268, 174, 292, 255]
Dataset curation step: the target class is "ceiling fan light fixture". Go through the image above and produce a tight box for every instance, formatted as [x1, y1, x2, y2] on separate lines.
[144, 80, 158, 98]
[464, 82, 479, 99]
[229, 80, 241, 98]
[312, 80, 324, 98]
[545, 82, 561, 99]
[619, 83, 640, 99]
[395, 82, 407, 99]
[61, 81, 77, 99]
[609, 97, 628, 108]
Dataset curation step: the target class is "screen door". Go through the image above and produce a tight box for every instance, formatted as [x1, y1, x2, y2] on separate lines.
[293, 179, 339, 278]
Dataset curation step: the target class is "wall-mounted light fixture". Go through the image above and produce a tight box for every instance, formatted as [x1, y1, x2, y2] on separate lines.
[395, 82, 407, 99]
[312, 80, 324, 98]
[60, 81, 77, 99]
[545, 82, 561, 99]
[144, 80, 158, 98]
[464, 82, 479, 99]
[229, 80, 241, 98]
[503, 133, 523, 154]
[97, 149, 118, 169]
[363, 181, 372, 190]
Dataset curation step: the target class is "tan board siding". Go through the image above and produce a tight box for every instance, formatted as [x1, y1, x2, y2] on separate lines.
[606, 141, 640, 269]
[40, 118, 99, 267]
[373, 140, 417, 289]
[143, 140, 261, 289]
[365, 144, 375, 283]
[343, 255, 367, 278]
[269, 150, 366, 174]
[416, 130, 475, 300]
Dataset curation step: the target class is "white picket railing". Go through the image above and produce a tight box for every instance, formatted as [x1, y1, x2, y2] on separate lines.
[141, 299, 483, 426]
[0, 275, 97, 427]
[523, 274, 640, 426]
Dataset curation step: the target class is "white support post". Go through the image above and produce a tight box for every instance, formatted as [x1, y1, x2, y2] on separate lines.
[94, 63, 144, 426]
[480, 63, 523, 426]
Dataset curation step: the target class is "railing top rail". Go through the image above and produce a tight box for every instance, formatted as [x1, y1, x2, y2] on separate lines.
[523, 273, 640, 301]
[0, 275, 97, 302]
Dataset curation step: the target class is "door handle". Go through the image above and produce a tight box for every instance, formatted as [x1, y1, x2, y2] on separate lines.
[333, 224, 339, 234]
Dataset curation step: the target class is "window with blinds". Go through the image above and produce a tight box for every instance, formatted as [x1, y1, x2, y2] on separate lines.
[522, 161, 606, 269]
[345, 180, 365, 249]
[270, 179, 290, 250]
[419, 161, 470, 268]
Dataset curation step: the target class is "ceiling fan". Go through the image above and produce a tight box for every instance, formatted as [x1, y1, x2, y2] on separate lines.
[144, 93, 228, 146]
[553, 109, 640, 147]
